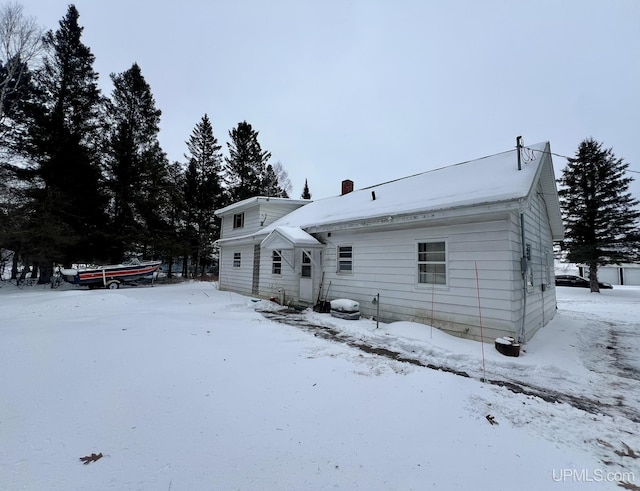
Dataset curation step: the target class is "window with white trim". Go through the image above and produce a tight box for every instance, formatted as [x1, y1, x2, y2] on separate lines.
[233, 252, 241, 268]
[417, 241, 446, 285]
[233, 213, 244, 229]
[337, 245, 353, 274]
[301, 250, 311, 277]
[272, 250, 282, 275]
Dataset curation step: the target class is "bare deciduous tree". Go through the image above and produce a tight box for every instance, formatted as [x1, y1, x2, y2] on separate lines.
[0, 1, 43, 121]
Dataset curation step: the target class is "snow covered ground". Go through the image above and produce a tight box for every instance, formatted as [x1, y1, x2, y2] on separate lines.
[0, 279, 638, 490]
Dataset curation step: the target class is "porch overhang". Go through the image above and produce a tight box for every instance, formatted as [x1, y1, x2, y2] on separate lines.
[261, 226, 322, 250]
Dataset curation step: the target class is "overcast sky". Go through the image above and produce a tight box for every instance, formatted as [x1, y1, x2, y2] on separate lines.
[21, 0, 640, 200]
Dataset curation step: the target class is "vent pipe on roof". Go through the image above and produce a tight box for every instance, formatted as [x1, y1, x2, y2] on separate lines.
[341, 179, 354, 195]
[517, 135, 523, 171]
[371, 191, 376, 201]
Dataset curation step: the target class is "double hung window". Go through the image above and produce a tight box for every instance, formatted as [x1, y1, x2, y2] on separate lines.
[417, 241, 446, 285]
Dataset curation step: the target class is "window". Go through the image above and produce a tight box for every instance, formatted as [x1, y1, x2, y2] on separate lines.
[233, 213, 244, 229]
[417, 241, 446, 285]
[272, 250, 282, 275]
[233, 252, 241, 268]
[301, 250, 311, 277]
[337, 245, 353, 274]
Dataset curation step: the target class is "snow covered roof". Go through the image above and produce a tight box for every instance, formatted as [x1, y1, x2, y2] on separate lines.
[261, 226, 323, 250]
[263, 141, 563, 239]
[214, 196, 310, 216]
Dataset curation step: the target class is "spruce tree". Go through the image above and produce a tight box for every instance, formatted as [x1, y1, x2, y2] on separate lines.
[558, 138, 640, 292]
[224, 121, 271, 202]
[17, 5, 107, 277]
[105, 62, 169, 261]
[183, 114, 225, 275]
[301, 178, 312, 199]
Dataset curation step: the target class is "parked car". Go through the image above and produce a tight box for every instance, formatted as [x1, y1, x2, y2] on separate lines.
[554, 274, 613, 289]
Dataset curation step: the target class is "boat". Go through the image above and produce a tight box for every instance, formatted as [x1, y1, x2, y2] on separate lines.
[59, 259, 162, 289]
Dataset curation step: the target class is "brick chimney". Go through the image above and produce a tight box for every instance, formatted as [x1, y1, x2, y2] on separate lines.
[341, 179, 354, 195]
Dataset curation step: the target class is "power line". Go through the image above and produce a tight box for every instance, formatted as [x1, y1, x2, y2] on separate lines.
[523, 146, 640, 174]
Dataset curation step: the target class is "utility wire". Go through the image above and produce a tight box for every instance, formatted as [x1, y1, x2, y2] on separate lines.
[523, 146, 640, 174]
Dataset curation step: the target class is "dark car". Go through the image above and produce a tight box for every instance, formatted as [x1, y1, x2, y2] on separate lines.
[554, 274, 613, 289]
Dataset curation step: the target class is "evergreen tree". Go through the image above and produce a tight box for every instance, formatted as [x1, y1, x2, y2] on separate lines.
[162, 160, 187, 277]
[301, 178, 312, 199]
[224, 121, 271, 202]
[558, 138, 640, 292]
[105, 62, 169, 261]
[15, 5, 107, 277]
[183, 114, 225, 275]
[263, 163, 286, 197]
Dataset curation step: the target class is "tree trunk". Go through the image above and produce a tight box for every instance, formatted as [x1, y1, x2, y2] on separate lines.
[182, 255, 188, 277]
[11, 252, 19, 280]
[166, 257, 173, 278]
[38, 264, 53, 284]
[589, 262, 600, 293]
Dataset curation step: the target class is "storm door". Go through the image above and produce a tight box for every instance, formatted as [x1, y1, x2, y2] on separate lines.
[299, 249, 313, 302]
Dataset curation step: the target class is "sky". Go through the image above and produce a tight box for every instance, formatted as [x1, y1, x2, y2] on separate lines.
[18, 0, 640, 200]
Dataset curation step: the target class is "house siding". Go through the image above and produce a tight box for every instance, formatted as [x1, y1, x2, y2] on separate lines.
[220, 200, 307, 240]
[517, 181, 558, 341]
[258, 248, 301, 303]
[305, 217, 519, 341]
[218, 243, 256, 296]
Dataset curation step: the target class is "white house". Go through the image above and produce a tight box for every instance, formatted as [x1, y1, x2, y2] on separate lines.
[215, 141, 564, 343]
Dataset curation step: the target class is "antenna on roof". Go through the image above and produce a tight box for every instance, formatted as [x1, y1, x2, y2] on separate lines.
[516, 136, 523, 171]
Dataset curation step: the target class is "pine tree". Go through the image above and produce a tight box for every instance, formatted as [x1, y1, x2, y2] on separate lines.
[224, 121, 271, 202]
[558, 138, 640, 292]
[183, 114, 225, 275]
[16, 5, 107, 277]
[105, 62, 169, 261]
[301, 178, 312, 199]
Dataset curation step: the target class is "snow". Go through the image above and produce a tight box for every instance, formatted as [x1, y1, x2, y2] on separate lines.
[1, 280, 638, 490]
[262, 226, 322, 248]
[260, 142, 550, 232]
[329, 298, 360, 312]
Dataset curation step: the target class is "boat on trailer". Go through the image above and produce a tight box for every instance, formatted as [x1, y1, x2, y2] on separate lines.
[59, 259, 162, 289]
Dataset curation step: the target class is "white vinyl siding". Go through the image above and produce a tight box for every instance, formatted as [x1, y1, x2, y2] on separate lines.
[315, 217, 522, 342]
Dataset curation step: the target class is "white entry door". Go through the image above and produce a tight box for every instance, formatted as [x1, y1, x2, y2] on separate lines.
[299, 250, 313, 302]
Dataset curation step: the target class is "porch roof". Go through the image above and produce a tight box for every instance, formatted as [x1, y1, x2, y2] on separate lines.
[261, 226, 322, 250]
